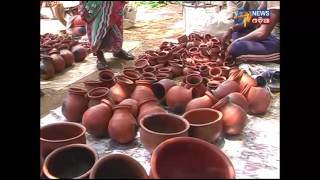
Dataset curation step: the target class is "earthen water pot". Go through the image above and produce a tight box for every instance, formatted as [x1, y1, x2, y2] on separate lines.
[166, 85, 194, 114]
[59, 46, 75, 67]
[122, 69, 141, 83]
[185, 91, 218, 112]
[89, 154, 148, 179]
[151, 79, 176, 102]
[119, 98, 139, 118]
[209, 67, 222, 78]
[168, 63, 183, 78]
[199, 65, 210, 77]
[108, 104, 137, 144]
[135, 59, 150, 73]
[131, 79, 155, 103]
[150, 137, 235, 179]
[42, 144, 97, 179]
[241, 85, 271, 114]
[182, 108, 222, 142]
[87, 87, 110, 108]
[99, 69, 115, 88]
[71, 44, 87, 62]
[213, 80, 241, 99]
[40, 122, 86, 158]
[62, 88, 88, 122]
[48, 48, 65, 73]
[82, 99, 113, 138]
[207, 80, 221, 91]
[158, 67, 173, 79]
[227, 92, 249, 112]
[83, 80, 104, 91]
[185, 74, 206, 98]
[139, 113, 190, 153]
[212, 97, 247, 135]
[137, 97, 167, 124]
[109, 75, 134, 104]
[40, 55, 55, 80]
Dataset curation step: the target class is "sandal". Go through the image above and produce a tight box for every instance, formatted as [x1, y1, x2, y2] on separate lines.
[96, 59, 108, 70]
[113, 49, 134, 60]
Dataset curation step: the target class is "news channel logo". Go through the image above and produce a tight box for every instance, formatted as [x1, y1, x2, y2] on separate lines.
[234, 10, 271, 27]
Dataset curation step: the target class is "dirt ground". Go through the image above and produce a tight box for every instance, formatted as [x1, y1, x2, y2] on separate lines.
[40, 4, 184, 118]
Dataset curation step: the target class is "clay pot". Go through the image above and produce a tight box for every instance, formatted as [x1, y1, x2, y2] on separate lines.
[142, 72, 156, 79]
[242, 85, 271, 114]
[59, 47, 75, 67]
[119, 98, 139, 118]
[156, 73, 171, 81]
[214, 80, 241, 99]
[182, 66, 196, 76]
[152, 79, 176, 101]
[123, 69, 141, 83]
[207, 80, 221, 91]
[82, 99, 113, 138]
[89, 154, 148, 179]
[108, 104, 137, 144]
[83, 80, 104, 91]
[87, 87, 110, 108]
[160, 41, 171, 50]
[137, 97, 167, 124]
[135, 59, 150, 73]
[158, 67, 173, 79]
[147, 53, 159, 66]
[71, 44, 87, 62]
[185, 91, 218, 112]
[208, 45, 220, 58]
[239, 72, 257, 91]
[212, 97, 247, 135]
[62, 88, 88, 122]
[131, 79, 155, 103]
[177, 34, 188, 43]
[99, 69, 115, 88]
[157, 51, 169, 65]
[185, 74, 206, 98]
[139, 113, 190, 153]
[40, 55, 55, 80]
[228, 69, 244, 82]
[199, 65, 209, 77]
[143, 76, 158, 82]
[168, 63, 183, 77]
[188, 47, 199, 56]
[48, 49, 65, 73]
[226, 92, 249, 112]
[206, 62, 218, 68]
[150, 137, 235, 179]
[40, 122, 86, 158]
[143, 66, 156, 74]
[182, 108, 222, 142]
[199, 43, 209, 56]
[109, 76, 134, 104]
[40, 155, 44, 177]
[166, 85, 194, 114]
[220, 66, 231, 78]
[152, 63, 165, 70]
[211, 76, 227, 83]
[43, 144, 97, 179]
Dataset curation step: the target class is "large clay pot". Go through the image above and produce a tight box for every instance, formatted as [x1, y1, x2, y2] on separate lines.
[182, 108, 222, 142]
[40, 55, 55, 80]
[185, 74, 206, 98]
[71, 44, 87, 62]
[151, 79, 176, 102]
[241, 85, 271, 114]
[185, 91, 218, 112]
[119, 98, 139, 118]
[48, 49, 65, 73]
[131, 79, 155, 103]
[212, 97, 247, 135]
[213, 80, 241, 99]
[89, 154, 148, 179]
[122, 69, 141, 83]
[99, 70, 115, 88]
[82, 99, 113, 138]
[166, 85, 194, 114]
[87, 87, 110, 108]
[150, 137, 235, 179]
[139, 113, 190, 153]
[108, 104, 137, 144]
[40, 122, 86, 158]
[42, 144, 97, 179]
[227, 92, 249, 112]
[83, 80, 104, 91]
[59, 46, 75, 67]
[109, 75, 134, 104]
[62, 88, 88, 122]
[137, 97, 167, 124]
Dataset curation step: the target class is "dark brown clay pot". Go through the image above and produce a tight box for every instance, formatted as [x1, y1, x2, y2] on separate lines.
[82, 99, 113, 138]
[139, 113, 190, 153]
[59, 47, 75, 67]
[119, 98, 139, 118]
[239, 72, 257, 91]
[83, 80, 104, 91]
[87, 87, 110, 108]
[242, 85, 271, 114]
[137, 97, 167, 124]
[135, 59, 150, 73]
[99, 69, 115, 88]
[220, 66, 231, 78]
[227, 92, 249, 112]
[131, 79, 155, 103]
[152, 79, 176, 101]
[108, 104, 137, 144]
[150, 137, 235, 179]
[185, 74, 206, 98]
[89, 154, 148, 179]
[158, 67, 173, 79]
[168, 63, 183, 78]
[211, 76, 227, 83]
[43, 144, 97, 179]
[166, 85, 194, 114]
[207, 80, 221, 91]
[40, 122, 86, 158]
[40, 55, 55, 80]
[71, 44, 87, 62]
[143, 66, 156, 74]
[62, 88, 88, 122]
[185, 91, 218, 112]
[199, 65, 210, 77]
[123, 69, 141, 83]
[212, 97, 247, 135]
[109, 76, 134, 104]
[182, 108, 222, 142]
[214, 80, 241, 99]
[48, 49, 65, 73]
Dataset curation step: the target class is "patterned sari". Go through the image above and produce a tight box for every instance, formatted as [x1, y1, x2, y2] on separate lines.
[79, 1, 125, 53]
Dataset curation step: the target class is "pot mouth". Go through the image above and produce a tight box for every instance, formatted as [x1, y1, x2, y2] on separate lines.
[156, 73, 170, 79]
[135, 60, 149, 68]
[123, 70, 141, 80]
[182, 108, 222, 127]
[87, 87, 109, 99]
[186, 74, 203, 86]
[116, 75, 134, 85]
[99, 70, 114, 81]
[68, 87, 87, 95]
[209, 67, 222, 76]
[158, 67, 171, 73]
[143, 66, 156, 73]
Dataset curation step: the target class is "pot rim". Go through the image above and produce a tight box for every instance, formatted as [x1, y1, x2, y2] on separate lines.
[115, 75, 134, 85]
[182, 108, 223, 127]
[87, 87, 110, 99]
[186, 74, 203, 87]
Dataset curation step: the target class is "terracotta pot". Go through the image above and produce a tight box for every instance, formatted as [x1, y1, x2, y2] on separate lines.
[239, 72, 257, 91]
[119, 98, 139, 118]
[156, 73, 171, 81]
[150, 137, 235, 179]
[209, 67, 222, 77]
[108, 104, 137, 144]
[185, 74, 206, 98]
[135, 59, 150, 73]
[99, 70, 115, 88]
[228, 69, 244, 82]
[139, 113, 190, 153]
[71, 44, 87, 62]
[43, 144, 97, 179]
[206, 62, 218, 68]
[158, 67, 173, 79]
[109, 76, 134, 104]
[168, 63, 183, 77]
[160, 41, 171, 50]
[157, 51, 169, 65]
[40, 122, 86, 158]
[40, 55, 55, 80]
[143, 66, 156, 74]
[147, 53, 159, 66]
[216, 57, 224, 66]
[62, 88, 88, 122]
[188, 47, 199, 56]
[214, 80, 241, 99]
[83, 80, 104, 91]
[227, 92, 249, 112]
[208, 45, 220, 58]
[152, 63, 165, 70]
[199, 43, 209, 56]
[220, 66, 231, 78]
[151, 79, 176, 101]
[185, 91, 218, 112]
[48, 49, 65, 73]
[143, 76, 158, 82]
[177, 34, 188, 43]
[59, 47, 75, 67]
[182, 66, 197, 76]
[207, 80, 221, 91]
[87, 87, 110, 108]
[137, 97, 167, 124]
[89, 154, 148, 179]
[242, 85, 271, 114]
[82, 99, 113, 138]
[166, 85, 194, 114]
[123, 69, 141, 83]
[131, 79, 155, 103]
[199, 65, 210, 77]
[212, 97, 247, 135]
[142, 72, 156, 79]
[182, 108, 222, 142]
[211, 76, 227, 83]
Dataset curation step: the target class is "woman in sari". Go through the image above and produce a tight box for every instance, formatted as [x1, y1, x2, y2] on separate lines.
[79, 1, 134, 70]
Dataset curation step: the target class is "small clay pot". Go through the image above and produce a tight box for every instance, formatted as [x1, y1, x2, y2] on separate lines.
[48, 49, 65, 73]
[169, 63, 183, 78]
[62, 88, 88, 122]
[152, 79, 176, 101]
[123, 69, 141, 83]
[59, 47, 75, 67]
[135, 59, 150, 73]
[185, 74, 206, 98]
[119, 98, 139, 118]
[142, 72, 156, 79]
[188, 47, 199, 56]
[158, 67, 173, 79]
[207, 80, 221, 91]
[211, 76, 227, 83]
[185, 91, 218, 112]
[89, 154, 148, 179]
[109, 76, 134, 104]
[131, 79, 155, 103]
[177, 34, 188, 43]
[214, 80, 241, 99]
[241, 85, 271, 114]
[71, 44, 87, 62]
[87, 87, 110, 108]
[156, 73, 171, 81]
[40, 122, 86, 158]
[227, 92, 249, 112]
[157, 51, 169, 65]
[143, 66, 156, 74]
[152, 63, 165, 70]
[139, 113, 190, 153]
[99, 70, 115, 88]
[43, 144, 97, 179]
[182, 108, 223, 142]
[207, 45, 220, 58]
[209, 67, 222, 77]
[40, 55, 55, 80]
[83, 80, 104, 91]
[199, 65, 210, 77]
[166, 85, 194, 114]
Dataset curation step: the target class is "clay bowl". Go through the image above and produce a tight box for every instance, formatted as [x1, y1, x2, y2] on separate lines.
[182, 108, 222, 142]
[89, 153, 148, 179]
[43, 144, 97, 179]
[139, 113, 190, 153]
[150, 137, 235, 179]
[40, 122, 86, 158]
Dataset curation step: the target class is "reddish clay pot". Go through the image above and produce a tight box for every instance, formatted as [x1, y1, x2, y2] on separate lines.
[228, 69, 244, 82]
[182, 108, 222, 142]
[242, 85, 271, 114]
[156, 73, 171, 81]
[152, 79, 176, 101]
[143, 66, 156, 74]
[71, 44, 87, 62]
[109, 76, 134, 104]
[119, 98, 139, 118]
[157, 51, 169, 65]
[169, 63, 183, 78]
[142, 72, 156, 79]
[89, 154, 148, 179]
[150, 137, 235, 179]
[158, 67, 173, 79]
[108, 105, 137, 144]
[137, 97, 167, 124]
[206, 62, 218, 68]
[166, 85, 194, 114]
[139, 113, 190, 153]
[185, 91, 218, 112]
[87, 87, 110, 108]
[209, 67, 222, 77]
[211, 76, 227, 83]
[59, 47, 75, 67]
[82, 99, 113, 138]
[182, 66, 197, 76]
[214, 80, 241, 99]
[239, 72, 257, 91]
[188, 47, 199, 56]
[148, 53, 159, 66]
[123, 69, 141, 83]
[208, 45, 220, 58]
[135, 59, 150, 73]
[99, 70, 115, 88]
[199, 43, 209, 55]
[207, 80, 221, 91]
[227, 92, 249, 112]
[185, 74, 206, 98]
[152, 63, 165, 70]
[48, 49, 65, 73]
[40, 122, 86, 158]
[199, 65, 210, 77]
[40, 55, 55, 80]
[220, 66, 231, 78]
[83, 80, 104, 91]
[160, 41, 171, 50]
[62, 88, 88, 122]
[43, 144, 97, 179]
[177, 34, 188, 43]
[131, 79, 155, 103]
[143, 76, 158, 82]
[212, 97, 247, 135]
